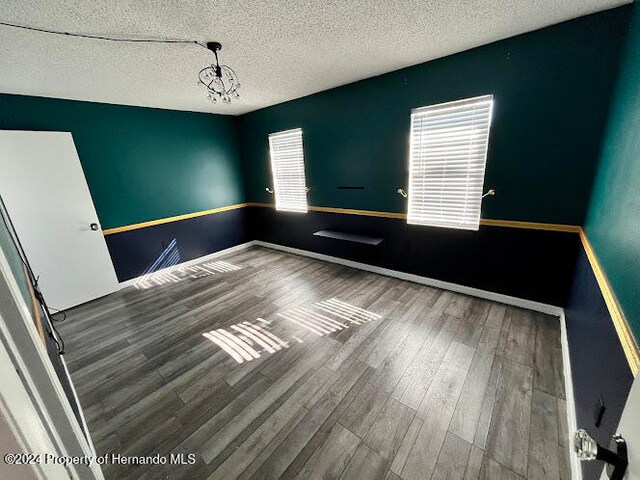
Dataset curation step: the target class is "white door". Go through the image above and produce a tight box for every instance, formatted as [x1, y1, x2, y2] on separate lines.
[0, 131, 118, 310]
[605, 375, 640, 479]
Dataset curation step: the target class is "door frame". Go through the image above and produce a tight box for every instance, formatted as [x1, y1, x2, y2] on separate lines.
[0, 244, 103, 479]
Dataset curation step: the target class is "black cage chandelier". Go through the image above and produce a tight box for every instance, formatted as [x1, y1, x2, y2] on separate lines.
[0, 22, 242, 105]
[198, 42, 240, 104]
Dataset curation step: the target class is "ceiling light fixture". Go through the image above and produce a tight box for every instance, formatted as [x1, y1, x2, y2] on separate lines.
[198, 42, 240, 104]
[0, 22, 242, 106]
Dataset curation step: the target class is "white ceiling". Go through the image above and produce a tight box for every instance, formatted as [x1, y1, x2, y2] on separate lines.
[0, 0, 630, 116]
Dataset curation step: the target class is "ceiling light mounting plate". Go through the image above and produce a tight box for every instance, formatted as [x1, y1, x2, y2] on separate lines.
[206, 41, 222, 53]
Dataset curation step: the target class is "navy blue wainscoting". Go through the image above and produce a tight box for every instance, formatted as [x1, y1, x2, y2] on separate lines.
[247, 207, 580, 306]
[565, 246, 634, 480]
[104, 208, 249, 282]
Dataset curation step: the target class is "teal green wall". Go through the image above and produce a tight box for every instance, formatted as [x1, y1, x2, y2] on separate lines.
[0, 94, 243, 229]
[585, 2, 640, 341]
[239, 7, 632, 225]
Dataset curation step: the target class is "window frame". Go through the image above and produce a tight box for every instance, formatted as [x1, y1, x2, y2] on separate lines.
[268, 128, 309, 213]
[406, 94, 494, 231]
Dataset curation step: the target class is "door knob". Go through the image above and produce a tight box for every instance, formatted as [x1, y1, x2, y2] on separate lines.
[574, 429, 628, 480]
[90, 223, 99, 231]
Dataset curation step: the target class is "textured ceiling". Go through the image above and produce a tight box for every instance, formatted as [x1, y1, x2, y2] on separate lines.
[0, 0, 630, 115]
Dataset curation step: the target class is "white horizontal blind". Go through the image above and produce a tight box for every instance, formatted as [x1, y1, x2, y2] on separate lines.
[269, 128, 308, 213]
[407, 94, 493, 230]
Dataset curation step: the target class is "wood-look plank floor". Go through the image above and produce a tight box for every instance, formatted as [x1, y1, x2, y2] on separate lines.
[58, 246, 570, 480]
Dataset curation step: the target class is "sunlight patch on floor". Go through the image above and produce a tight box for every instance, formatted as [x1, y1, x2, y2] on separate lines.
[203, 298, 382, 363]
[134, 256, 242, 289]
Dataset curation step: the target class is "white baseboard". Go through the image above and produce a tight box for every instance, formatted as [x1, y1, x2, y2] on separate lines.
[560, 311, 581, 480]
[254, 240, 563, 316]
[118, 241, 257, 289]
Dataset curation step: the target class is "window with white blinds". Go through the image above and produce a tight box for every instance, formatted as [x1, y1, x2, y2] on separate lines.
[407, 94, 493, 230]
[268, 128, 308, 213]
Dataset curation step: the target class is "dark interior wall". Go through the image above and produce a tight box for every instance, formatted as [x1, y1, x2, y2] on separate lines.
[248, 207, 580, 305]
[239, 6, 632, 225]
[584, 2, 640, 342]
[565, 246, 634, 480]
[105, 208, 248, 282]
[565, 5, 640, 478]
[238, 6, 633, 306]
[0, 94, 244, 230]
